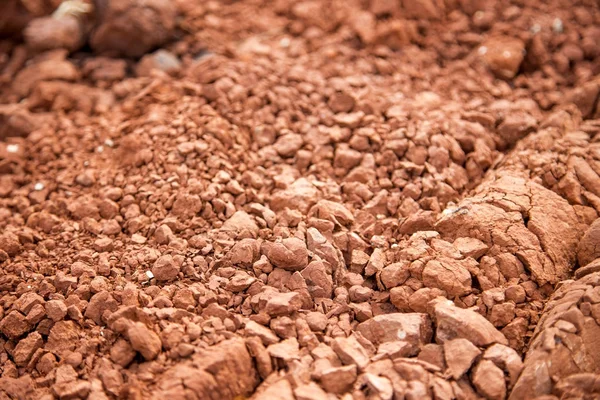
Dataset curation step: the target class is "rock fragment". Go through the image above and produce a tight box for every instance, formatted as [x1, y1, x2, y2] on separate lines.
[261, 237, 308, 271]
[331, 335, 370, 369]
[46, 321, 80, 357]
[171, 193, 202, 219]
[430, 298, 508, 347]
[255, 379, 295, 399]
[151, 254, 181, 281]
[13, 53, 80, 97]
[110, 339, 136, 367]
[136, 49, 181, 76]
[319, 365, 357, 394]
[472, 359, 507, 400]
[294, 382, 329, 400]
[53, 380, 91, 400]
[443, 338, 481, 379]
[90, 0, 177, 57]
[357, 313, 432, 351]
[24, 14, 85, 52]
[85, 291, 118, 324]
[221, 210, 259, 237]
[244, 320, 280, 345]
[264, 292, 303, 316]
[0, 310, 30, 339]
[422, 259, 472, 297]
[245, 337, 273, 380]
[483, 344, 523, 387]
[481, 36, 525, 79]
[45, 300, 68, 322]
[13, 331, 44, 366]
[401, 0, 443, 19]
[126, 322, 162, 361]
[270, 178, 320, 213]
[274, 133, 303, 157]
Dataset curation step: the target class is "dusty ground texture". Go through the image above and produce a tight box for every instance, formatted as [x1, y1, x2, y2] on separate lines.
[1, 0, 600, 399]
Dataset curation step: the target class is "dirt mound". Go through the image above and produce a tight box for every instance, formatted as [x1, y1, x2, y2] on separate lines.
[1, 0, 600, 399]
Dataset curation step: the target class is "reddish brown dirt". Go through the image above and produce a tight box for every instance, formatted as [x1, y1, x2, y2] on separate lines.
[1, 0, 600, 399]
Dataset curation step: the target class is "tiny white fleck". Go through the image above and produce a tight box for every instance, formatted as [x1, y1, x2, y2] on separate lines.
[530, 24, 541, 34]
[391, 243, 398, 249]
[146, 271, 154, 279]
[6, 144, 19, 153]
[27, 285, 31, 289]
[443, 206, 468, 216]
[104, 139, 114, 147]
[34, 182, 45, 191]
[552, 18, 563, 33]
[397, 331, 407, 340]
[83, 161, 89, 167]
[478, 46, 487, 55]
[96, 145, 104, 153]
[280, 38, 290, 48]
[503, 50, 511, 58]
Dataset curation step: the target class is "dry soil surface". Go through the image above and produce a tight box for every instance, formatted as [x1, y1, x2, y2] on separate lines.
[1, 0, 600, 399]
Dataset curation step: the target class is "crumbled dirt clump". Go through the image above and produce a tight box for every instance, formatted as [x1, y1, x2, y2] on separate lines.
[1, 0, 600, 399]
